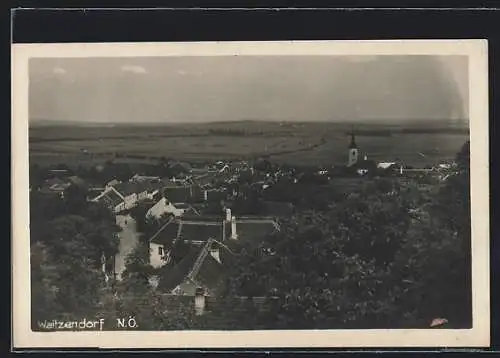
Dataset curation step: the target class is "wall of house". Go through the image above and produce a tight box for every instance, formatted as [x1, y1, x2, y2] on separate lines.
[137, 191, 148, 201]
[124, 194, 138, 210]
[146, 197, 185, 219]
[114, 202, 126, 213]
[149, 242, 166, 268]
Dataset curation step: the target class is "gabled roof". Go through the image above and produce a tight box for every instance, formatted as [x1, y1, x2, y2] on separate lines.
[179, 221, 227, 242]
[163, 186, 193, 203]
[149, 219, 181, 246]
[158, 245, 205, 293]
[158, 239, 232, 295]
[101, 190, 123, 207]
[149, 216, 227, 245]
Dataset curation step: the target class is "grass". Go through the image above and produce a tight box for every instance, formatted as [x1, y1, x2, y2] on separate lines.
[29, 121, 469, 168]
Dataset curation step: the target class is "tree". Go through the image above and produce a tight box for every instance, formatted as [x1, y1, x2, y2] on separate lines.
[392, 140, 472, 328]
[30, 193, 121, 327]
[222, 184, 413, 329]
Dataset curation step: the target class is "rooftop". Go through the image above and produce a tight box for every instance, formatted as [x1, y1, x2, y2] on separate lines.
[158, 239, 232, 295]
[149, 216, 228, 245]
[101, 190, 123, 207]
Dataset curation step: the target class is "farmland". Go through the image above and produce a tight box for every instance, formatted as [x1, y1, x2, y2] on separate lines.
[29, 120, 469, 168]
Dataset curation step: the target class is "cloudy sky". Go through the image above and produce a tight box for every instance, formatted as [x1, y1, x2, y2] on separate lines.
[29, 55, 468, 123]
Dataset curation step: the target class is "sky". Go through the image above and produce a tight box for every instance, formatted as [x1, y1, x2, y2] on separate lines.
[29, 55, 469, 124]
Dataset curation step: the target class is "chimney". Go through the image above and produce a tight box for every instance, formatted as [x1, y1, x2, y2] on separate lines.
[194, 287, 206, 316]
[231, 216, 238, 240]
[225, 208, 232, 222]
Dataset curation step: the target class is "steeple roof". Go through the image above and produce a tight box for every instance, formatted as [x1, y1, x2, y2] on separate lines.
[348, 132, 358, 149]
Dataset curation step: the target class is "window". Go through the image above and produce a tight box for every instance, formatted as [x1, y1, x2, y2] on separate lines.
[158, 246, 164, 256]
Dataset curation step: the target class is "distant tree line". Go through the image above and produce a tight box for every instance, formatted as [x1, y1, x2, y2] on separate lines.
[208, 128, 265, 136]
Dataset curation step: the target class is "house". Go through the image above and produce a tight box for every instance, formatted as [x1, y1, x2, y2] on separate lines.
[146, 197, 190, 220]
[91, 180, 162, 213]
[90, 186, 126, 212]
[129, 174, 161, 183]
[148, 208, 280, 270]
[105, 179, 121, 188]
[352, 156, 377, 176]
[148, 215, 229, 269]
[38, 177, 73, 197]
[377, 162, 396, 170]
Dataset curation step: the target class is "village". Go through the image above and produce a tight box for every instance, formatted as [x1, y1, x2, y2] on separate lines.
[29, 132, 460, 318]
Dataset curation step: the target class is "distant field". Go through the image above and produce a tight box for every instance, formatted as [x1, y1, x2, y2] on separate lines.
[29, 121, 469, 168]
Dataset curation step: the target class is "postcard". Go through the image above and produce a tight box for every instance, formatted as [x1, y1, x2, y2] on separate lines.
[12, 40, 490, 348]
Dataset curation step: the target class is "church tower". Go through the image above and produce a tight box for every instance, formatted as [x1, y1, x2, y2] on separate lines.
[347, 131, 359, 167]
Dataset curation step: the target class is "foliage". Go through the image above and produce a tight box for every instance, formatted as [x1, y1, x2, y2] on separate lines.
[30, 191, 121, 327]
[217, 141, 472, 329]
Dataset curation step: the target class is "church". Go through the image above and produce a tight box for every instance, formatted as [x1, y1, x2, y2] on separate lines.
[345, 132, 377, 175]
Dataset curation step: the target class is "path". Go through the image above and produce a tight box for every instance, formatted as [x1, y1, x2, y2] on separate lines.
[114, 214, 140, 281]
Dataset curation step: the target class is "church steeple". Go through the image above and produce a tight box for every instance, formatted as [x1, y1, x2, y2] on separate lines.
[348, 131, 358, 149]
[347, 128, 359, 167]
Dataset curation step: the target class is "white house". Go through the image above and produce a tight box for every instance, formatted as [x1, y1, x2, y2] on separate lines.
[91, 181, 162, 214]
[129, 174, 161, 183]
[146, 197, 186, 219]
[90, 186, 126, 213]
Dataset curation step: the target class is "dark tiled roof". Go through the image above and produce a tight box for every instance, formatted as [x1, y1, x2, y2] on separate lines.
[158, 239, 233, 295]
[164, 186, 192, 203]
[193, 254, 225, 294]
[149, 216, 228, 245]
[179, 221, 225, 242]
[149, 220, 181, 246]
[158, 245, 205, 292]
[101, 190, 123, 207]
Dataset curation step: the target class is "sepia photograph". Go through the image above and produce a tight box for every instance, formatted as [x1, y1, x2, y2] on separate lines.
[12, 40, 489, 348]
